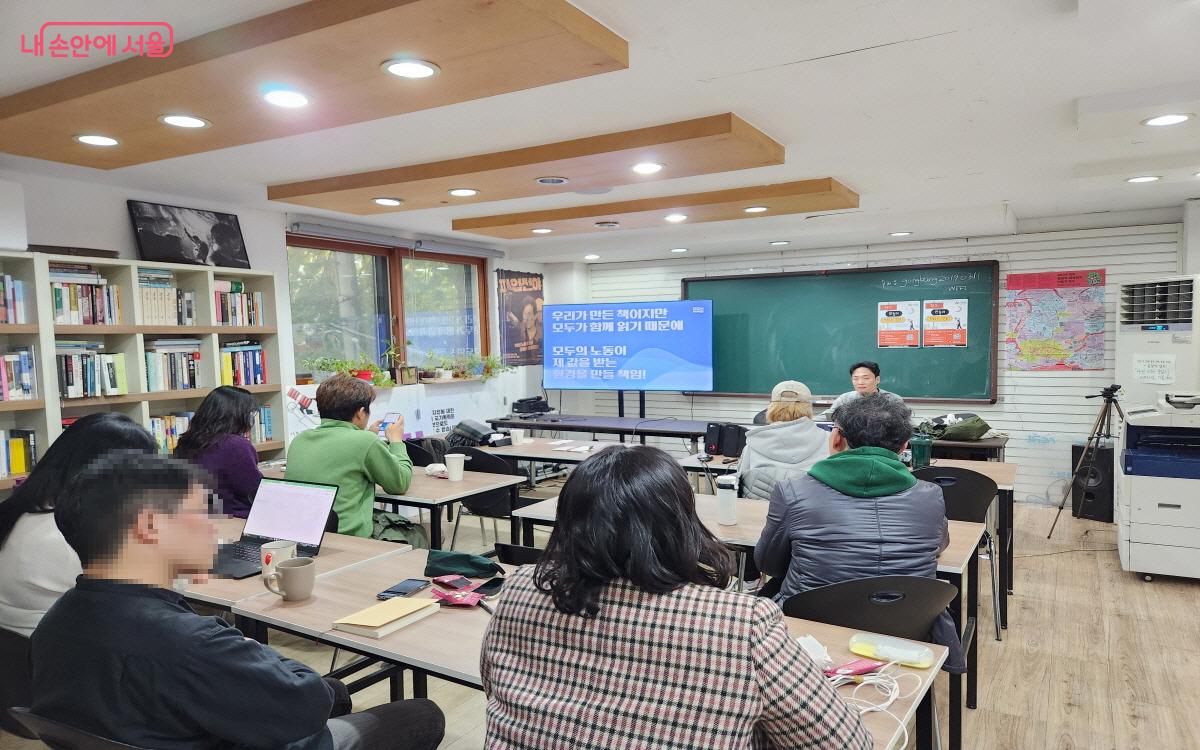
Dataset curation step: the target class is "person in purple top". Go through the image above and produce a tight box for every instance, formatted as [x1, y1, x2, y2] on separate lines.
[174, 386, 262, 517]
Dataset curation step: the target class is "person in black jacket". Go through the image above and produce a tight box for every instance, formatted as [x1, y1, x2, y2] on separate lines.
[33, 451, 444, 750]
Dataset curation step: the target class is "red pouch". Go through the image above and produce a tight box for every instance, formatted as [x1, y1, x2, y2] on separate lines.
[431, 588, 484, 607]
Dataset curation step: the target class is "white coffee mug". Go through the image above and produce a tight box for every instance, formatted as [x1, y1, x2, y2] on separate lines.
[263, 557, 315, 602]
[509, 428, 526, 445]
[445, 453, 468, 481]
[260, 540, 297, 577]
[715, 476, 739, 526]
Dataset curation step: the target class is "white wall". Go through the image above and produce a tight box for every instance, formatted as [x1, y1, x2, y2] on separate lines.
[573, 225, 1182, 505]
[0, 169, 546, 436]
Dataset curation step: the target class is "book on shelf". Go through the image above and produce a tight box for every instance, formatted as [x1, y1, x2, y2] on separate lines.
[0, 275, 28, 325]
[149, 411, 194, 455]
[0, 429, 38, 479]
[145, 338, 203, 392]
[0, 347, 37, 401]
[332, 597, 440, 639]
[49, 263, 122, 325]
[55, 341, 127, 398]
[250, 404, 274, 444]
[219, 339, 268, 386]
[214, 279, 266, 327]
[138, 268, 196, 326]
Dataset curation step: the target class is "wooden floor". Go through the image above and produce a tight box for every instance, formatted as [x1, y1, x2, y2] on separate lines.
[4, 504, 1198, 750]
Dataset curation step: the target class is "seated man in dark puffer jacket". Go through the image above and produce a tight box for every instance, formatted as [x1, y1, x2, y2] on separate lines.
[754, 394, 965, 672]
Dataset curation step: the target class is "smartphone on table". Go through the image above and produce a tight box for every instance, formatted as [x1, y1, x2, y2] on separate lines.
[474, 577, 505, 599]
[377, 578, 430, 600]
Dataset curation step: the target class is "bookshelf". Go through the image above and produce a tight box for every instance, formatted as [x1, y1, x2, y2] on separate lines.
[0, 250, 286, 479]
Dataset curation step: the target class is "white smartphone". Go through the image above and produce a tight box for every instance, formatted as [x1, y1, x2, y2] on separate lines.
[378, 412, 401, 435]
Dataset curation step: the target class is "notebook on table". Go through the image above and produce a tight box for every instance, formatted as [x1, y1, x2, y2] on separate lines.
[212, 478, 338, 579]
[333, 597, 440, 638]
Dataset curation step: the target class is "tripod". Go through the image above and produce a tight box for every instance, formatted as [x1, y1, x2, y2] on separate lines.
[1047, 384, 1125, 539]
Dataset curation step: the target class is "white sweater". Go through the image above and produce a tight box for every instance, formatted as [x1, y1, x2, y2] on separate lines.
[0, 512, 81, 637]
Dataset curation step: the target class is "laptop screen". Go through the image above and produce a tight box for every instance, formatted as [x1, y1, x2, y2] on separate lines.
[242, 479, 337, 548]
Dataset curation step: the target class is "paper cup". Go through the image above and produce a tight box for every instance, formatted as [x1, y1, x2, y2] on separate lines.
[445, 453, 467, 481]
[260, 540, 297, 577]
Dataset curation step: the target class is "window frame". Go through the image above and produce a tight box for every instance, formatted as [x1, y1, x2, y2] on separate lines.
[286, 234, 491, 373]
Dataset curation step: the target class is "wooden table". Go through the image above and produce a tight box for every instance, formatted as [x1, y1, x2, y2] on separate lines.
[478, 436, 622, 463]
[930, 435, 1008, 462]
[231, 547, 946, 750]
[262, 466, 526, 550]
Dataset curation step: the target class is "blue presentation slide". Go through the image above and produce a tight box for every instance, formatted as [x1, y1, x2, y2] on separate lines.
[543, 300, 713, 391]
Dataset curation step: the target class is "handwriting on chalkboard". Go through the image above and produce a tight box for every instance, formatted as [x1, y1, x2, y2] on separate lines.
[881, 272, 981, 289]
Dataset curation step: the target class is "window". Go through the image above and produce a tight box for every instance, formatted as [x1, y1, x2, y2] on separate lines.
[287, 244, 391, 375]
[402, 256, 480, 362]
[287, 237, 489, 375]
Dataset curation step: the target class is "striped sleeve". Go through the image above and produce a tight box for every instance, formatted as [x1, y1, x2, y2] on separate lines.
[749, 601, 872, 750]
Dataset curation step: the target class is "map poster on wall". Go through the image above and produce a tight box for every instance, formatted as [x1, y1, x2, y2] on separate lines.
[922, 299, 968, 347]
[1005, 269, 1106, 371]
[877, 301, 921, 347]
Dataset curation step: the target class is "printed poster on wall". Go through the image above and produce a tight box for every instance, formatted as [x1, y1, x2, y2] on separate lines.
[922, 299, 968, 347]
[497, 270, 544, 367]
[877, 301, 921, 347]
[1004, 269, 1105, 370]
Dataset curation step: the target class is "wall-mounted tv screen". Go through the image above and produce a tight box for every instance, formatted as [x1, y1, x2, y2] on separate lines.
[543, 300, 713, 391]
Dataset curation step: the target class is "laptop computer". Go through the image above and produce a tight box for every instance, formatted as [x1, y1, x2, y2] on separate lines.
[212, 478, 339, 579]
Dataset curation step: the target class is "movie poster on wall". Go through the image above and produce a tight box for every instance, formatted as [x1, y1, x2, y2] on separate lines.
[498, 270, 544, 366]
[877, 301, 921, 347]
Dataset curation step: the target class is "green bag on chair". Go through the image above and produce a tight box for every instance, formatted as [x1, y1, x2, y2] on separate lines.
[371, 509, 430, 549]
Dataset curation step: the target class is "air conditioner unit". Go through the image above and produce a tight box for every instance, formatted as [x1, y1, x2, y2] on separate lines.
[1115, 275, 1200, 406]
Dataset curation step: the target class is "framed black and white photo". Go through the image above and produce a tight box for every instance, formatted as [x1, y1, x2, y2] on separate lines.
[127, 200, 251, 268]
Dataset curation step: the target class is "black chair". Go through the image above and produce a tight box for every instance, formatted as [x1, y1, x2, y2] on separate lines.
[7, 708, 148, 749]
[752, 409, 768, 425]
[914, 465, 1002, 641]
[445, 447, 538, 552]
[781, 575, 957, 642]
[324, 509, 340, 534]
[403, 440, 436, 468]
[0, 630, 34, 738]
[494, 542, 543, 566]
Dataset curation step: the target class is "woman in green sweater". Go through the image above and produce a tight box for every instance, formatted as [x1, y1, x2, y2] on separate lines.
[286, 374, 412, 537]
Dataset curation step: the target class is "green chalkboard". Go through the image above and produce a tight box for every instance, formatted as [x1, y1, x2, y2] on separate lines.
[683, 261, 998, 401]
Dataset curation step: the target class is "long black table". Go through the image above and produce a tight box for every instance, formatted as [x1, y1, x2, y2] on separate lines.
[489, 414, 710, 451]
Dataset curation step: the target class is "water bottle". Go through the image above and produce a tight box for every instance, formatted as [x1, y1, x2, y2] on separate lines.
[715, 475, 738, 526]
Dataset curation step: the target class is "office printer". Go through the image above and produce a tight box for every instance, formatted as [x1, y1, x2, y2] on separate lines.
[1115, 393, 1200, 581]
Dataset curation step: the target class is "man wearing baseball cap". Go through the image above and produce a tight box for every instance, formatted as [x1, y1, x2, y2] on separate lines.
[737, 380, 828, 501]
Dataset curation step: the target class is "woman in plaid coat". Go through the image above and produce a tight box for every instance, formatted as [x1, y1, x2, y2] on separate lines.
[481, 445, 872, 750]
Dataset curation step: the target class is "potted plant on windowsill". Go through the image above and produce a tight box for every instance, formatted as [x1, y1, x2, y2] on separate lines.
[302, 356, 394, 387]
[382, 339, 417, 385]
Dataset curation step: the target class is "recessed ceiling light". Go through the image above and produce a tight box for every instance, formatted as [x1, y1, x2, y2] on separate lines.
[889, 231, 913, 237]
[262, 88, 308, 108]
[1125, 176, 1160, 183]
[595, 221, 620, 228]
[665, 213, 688, 223]
[584, 254, 600, 260]
[373, 197, 403, 207]
[448, 188, 478, 197]
[744, 206, 768, 213]
[536, 176, 569, 185]
[159, 114, 210, 129]
[381, 59, 440, 79]
[1142, 114, 1192, 127]
[670, 247, 688, 253]
[532, 228, 553, 234]
[632, 162, 663, 175]
[769, 240, 790, 246]
[75, 134, 119, 147]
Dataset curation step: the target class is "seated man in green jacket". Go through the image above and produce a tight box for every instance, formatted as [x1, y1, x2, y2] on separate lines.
[287, 374, 412, 537]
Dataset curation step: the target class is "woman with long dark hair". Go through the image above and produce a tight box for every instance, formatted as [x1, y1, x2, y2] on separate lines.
[480, 445, 871, 750]
[175, 386, 262, 518]
[0, 413, 156, 636]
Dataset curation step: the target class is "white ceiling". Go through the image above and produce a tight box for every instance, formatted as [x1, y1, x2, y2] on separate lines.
[2, 0, 1200, 264]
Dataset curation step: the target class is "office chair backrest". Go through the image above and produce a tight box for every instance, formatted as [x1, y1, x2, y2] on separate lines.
[752, 409, 768, 426]
[324, 509, 340, 534]
[782, 575, 957, 642]
[494, 542, 543, 566]
[0, 630, 34, 738]
[403, 440, 436, 467]
[912, 466, 997, 524]
[445, 447, 518, 518]
[7, 708, 149, 750]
